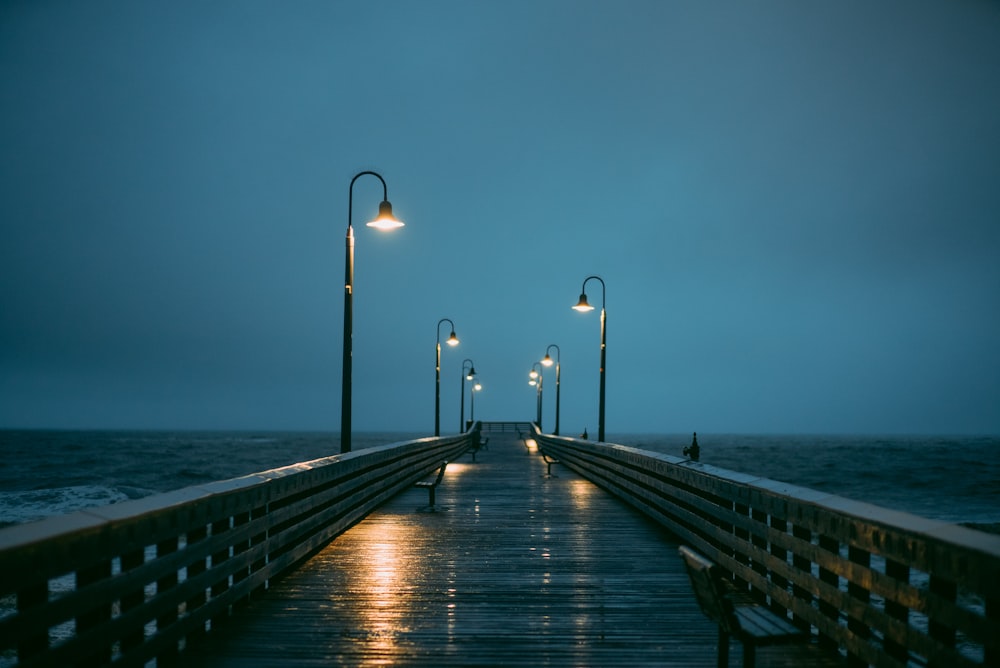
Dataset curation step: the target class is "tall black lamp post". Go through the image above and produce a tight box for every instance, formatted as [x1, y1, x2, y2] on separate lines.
[572, 275, 606, 441]
[461, 359, 477, 432]
[541, 344, 561, 435]
[435, 318, 460, 436]
[470, 380, 482, 422]
[529, 362, 544, 430]
[341, 171, 404, 453]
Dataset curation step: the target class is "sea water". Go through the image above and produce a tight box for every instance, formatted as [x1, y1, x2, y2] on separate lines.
[0, 430, 421, 528]
[612, 433, 1000, 530]
[0, 431, 997, 530]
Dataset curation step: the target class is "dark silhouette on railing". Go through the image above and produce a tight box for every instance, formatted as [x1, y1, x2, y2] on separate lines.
[683, 432, 700, 461]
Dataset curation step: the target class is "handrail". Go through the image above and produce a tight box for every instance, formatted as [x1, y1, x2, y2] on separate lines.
[533, 426, 1000, 667]
[0, 433, 474, 667]
[479, 421, 533, 433]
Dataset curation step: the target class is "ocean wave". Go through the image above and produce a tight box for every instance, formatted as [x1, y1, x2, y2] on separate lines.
[961, 521, 1000, 536]
[0, 485, 131, 527]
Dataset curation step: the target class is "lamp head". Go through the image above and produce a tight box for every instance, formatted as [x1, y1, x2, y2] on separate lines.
[573, 293, 594, 312]
[541, 353, 554, 367]
[466, 365, 476, 380]
[447, 330, 460, 347]
[473, 383, 482, 391]
[528, 379, 537, 387]
[529, 369, 538, 379]
[366, 200, 404, 230]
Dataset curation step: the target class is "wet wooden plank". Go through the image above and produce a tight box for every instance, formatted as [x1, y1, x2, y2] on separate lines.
[182, 435, 842, 667]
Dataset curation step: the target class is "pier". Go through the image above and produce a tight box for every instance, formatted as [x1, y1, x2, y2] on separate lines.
[1, 423, 998, 666]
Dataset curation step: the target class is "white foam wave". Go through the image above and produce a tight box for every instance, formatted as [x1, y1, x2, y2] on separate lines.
[0, 485, 130, 527]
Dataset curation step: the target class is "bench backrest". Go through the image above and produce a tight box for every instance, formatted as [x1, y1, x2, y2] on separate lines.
[678, 546, 738, 634]
[433, 461, 449, 484]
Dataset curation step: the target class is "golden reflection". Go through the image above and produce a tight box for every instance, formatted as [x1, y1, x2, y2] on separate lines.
[569, 479, 595, 513]
[524, 438, 538, 451]
[339, 519, 417, 658]
[442, 461, 469, 476]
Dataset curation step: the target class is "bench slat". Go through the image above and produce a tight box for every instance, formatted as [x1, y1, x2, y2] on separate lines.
[734, 606, 802, 641]
[679, 546, 807, 667]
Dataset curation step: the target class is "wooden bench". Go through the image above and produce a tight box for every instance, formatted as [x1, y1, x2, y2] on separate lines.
[540, 451, 559, 477]
[468, 436, 489, 461]
[679, 546, 806, 668]
[414, 461, 448, 507]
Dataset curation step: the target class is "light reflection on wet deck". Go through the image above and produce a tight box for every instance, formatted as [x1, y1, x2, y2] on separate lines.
[182, 434, 839, 667]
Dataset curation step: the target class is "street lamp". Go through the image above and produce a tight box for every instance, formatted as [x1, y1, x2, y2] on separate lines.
[461, 359, 477, 432]
[573, 275, 606, 441]
[341, 170, 404, 454]
[470, 381, 483, 423]
[541, 344, 561, 435]
[435, 318, 460, 436]
[529, 362, 544, 429]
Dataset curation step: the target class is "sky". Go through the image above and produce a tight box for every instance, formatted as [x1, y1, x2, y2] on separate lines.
[1, 1, 998, 436]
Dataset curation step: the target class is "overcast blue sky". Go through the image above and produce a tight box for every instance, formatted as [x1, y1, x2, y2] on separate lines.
[2, 1, 998, 436]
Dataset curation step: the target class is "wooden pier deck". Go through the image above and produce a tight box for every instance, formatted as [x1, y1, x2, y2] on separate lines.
[182, 434, 842, 667]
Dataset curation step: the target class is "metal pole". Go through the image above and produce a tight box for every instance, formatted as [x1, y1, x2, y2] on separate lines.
[538, 372, 544, 429]
[435, 318, 457, 436]
[544, 344, 561, 436]
[341, 170, 390, 454]
[435, 341, 441, 436]
[574, 275, 606, 442]
[599, 306, 606, 442]
[342, 225, 353, 453]
[461, 359, 475, 432]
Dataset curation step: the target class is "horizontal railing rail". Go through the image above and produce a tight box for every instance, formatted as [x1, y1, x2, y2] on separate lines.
[532, 426, 1000, 667]
[0, 433, 474, 667]
[479, 420, 533, 433]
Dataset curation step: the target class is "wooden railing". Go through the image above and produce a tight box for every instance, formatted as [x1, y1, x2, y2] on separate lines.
[0, 433, 474, 667]
[532, 426, 1000, 667]
[479, 421, 533, 433]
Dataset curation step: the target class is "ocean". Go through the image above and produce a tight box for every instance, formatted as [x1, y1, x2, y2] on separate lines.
[1, 431, 998, 531]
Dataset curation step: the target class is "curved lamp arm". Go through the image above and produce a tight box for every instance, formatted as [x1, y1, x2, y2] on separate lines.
[437, 318, 459, 346]
[573, 275, 606, 312]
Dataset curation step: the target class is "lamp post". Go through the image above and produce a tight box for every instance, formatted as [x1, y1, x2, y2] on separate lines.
[341, 171, 404, 454]
[435, 318, 460, 436]
[572, 275, 606, 441]
[541, 344, 561, 435]
[529, 362, 544, 429]
[470, 381, 482, 422]
[461, 359, 477, 432]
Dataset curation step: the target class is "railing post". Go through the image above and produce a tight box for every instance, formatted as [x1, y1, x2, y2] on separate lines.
[769, 516, 788, 616]
[211, 517, 232, 630]
[751, 508, 768, 603]
[232, 510, 251, 606]
[77, 559, 112, 667]
[928, 575, 957, 668]
[884, 558, 910, 663]
[250, 502, 270, 599]
[791, 524, 813, 631]
[156, 537, 180, 662]
[185, 526, 210, 647]
[847, 546, 871, 667]
[818, 534, 840, 650]
[121, 548, 146, 653]
[17, 582, 48, 661]
[988, 596, 999, 665]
